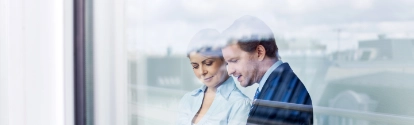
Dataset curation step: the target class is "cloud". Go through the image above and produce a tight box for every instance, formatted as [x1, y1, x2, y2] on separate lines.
[126, 0, 414, 54]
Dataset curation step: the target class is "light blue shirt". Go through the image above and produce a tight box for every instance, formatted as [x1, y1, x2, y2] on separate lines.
[258, 60, 283, 92]
[177, 77, 251, 125]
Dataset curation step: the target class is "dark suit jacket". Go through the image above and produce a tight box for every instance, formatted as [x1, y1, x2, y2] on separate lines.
[247, 63, 313, 125]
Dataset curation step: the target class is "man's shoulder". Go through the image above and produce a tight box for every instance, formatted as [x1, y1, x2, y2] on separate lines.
[272, 62, 293, 73]
[267, 62, 300, 83]
[261, 62, 309, 97]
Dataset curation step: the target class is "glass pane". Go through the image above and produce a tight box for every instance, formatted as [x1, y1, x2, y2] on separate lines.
[121, 0, 414, 125]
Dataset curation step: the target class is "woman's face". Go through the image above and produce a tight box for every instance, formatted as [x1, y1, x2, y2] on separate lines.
[189, 52, 228, 88]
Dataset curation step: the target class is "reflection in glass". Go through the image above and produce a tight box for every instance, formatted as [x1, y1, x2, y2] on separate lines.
[121, 0, 414, 124]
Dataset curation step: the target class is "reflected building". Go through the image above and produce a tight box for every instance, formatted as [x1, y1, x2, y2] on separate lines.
[319, 35, 414, 125]
[126, 35, 414, 125]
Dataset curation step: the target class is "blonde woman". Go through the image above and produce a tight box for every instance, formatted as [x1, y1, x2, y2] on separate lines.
[176, 29, 251, 125]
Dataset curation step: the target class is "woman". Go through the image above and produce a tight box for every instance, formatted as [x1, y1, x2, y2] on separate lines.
[177, 29, 251, 125]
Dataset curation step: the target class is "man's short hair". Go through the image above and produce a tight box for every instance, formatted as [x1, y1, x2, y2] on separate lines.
[236, 38, 278, 58]
[222, 15, 279, 58]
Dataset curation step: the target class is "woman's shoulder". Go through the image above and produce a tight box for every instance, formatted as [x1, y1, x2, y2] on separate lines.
[181, 88, 201, 99]
[180, 85, 206, 99]
[178, 88, 204, 108]
[228, 87, 251, 102]
[228, 89, 251, 111]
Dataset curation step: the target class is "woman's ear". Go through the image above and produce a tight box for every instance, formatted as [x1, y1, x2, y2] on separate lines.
[256, 45, 266, 61]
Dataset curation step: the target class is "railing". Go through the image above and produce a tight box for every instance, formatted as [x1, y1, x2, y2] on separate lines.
[253, 99, 414, 125]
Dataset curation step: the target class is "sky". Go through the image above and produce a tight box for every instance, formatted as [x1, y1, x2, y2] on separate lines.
[125, 0, 414, 55]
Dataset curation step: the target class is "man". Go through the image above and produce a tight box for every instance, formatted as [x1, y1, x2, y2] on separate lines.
[221, 16, 313, 124]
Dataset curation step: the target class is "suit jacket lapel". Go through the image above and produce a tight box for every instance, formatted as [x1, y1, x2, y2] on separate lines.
[249, 63, 287, 116]
[259, 63, 287, 100]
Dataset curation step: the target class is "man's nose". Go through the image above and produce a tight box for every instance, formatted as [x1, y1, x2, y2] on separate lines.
[226, 64, 235, 76]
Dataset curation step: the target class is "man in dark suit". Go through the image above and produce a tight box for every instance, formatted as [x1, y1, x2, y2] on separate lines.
[221, 15, 313, 124]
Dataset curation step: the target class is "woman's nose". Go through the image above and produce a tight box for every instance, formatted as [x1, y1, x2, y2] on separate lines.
[199, 65, 207, 76]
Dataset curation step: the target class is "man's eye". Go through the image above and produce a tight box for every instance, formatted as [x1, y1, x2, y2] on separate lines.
[230, 60, 238, 63]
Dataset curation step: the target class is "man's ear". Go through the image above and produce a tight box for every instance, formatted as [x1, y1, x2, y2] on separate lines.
[256, 45, 266, 61]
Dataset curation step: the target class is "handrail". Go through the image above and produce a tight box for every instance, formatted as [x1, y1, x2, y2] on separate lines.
[253, 99, 414, 124]
[253, 99, 313, 112]
[314, 106, 414, 124]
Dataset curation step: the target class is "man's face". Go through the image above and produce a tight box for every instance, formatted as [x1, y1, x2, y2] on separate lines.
[222, 44, 260, 87]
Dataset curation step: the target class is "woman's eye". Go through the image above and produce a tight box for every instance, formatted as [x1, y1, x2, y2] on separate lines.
[204, 61, 213, 66]
[192, 65, 198, 69]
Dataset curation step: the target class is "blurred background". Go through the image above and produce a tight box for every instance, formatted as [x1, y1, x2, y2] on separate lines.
[1, 0, 414, 125]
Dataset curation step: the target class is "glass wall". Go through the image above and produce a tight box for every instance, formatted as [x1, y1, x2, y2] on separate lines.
[91, 0, 414, 125]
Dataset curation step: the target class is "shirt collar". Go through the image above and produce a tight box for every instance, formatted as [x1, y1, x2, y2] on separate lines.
[258, 60, 283, 92]
[190, 77, 235, 100]
[217, 77, 235, 100]
[191, 84, 207, 96]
